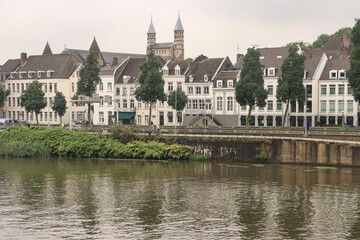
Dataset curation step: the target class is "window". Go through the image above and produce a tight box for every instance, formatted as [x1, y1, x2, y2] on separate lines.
[303, 71, 309, 79]
[123, 99, 127, 109]
[175, 66, 180, 75]
[228, 80, 233, 88]
[145, 102, 149, 109]
[321, 100, 326, 112]
[329, 70, 337, 79]
[268, 85, 273, 96]
[40, 112, 43, 121]
[99, 97, 104, 106]
[241, 105, 246, 111]
[130, 87, 135, 95]
[204, 86, 209, 95]
[19, 72, 26, 78]
[321, 85, 327, 95]
[168, 112, 173, 123]
[338, 84, 344, 95]
[338, 100, 344, 112]
[54, 113, 57, 122]
[21, 83, 24, 92]
[108, 97, 112, 106]
[204, 75, 208, 82]
[8, 97, 11, 106]
[28, 71, 36, 78]
[192, 100, 198, 109]
[49, 83, 53, 92]
[10, 72, 16, 78]
[268, 67, 275, 76]
[72, 83, 75, 92]
[189, 75, 194, 82]
[347, 100, 353, 112]
[145, 115, 149, 125]
[339, 70, 346, 79]
[263, 68, 267, 76]
[47, 70, 54, 77]
[277, 101, 282, 111]
[99, 82, 103, 91]
[199, 100, 205, 110]
[44, 112, 48, 121]
[16, 83, 19, 92]
[122, 87, 127, 96]
[12, 84, 15, 92]
[54, 83, 57, 92]
[348, 85, 353, 95]
[8, 84, 10, 91]
[38, 71, 45, 78]
[306, 85, 312, 98]
[187, 100, 191, 109]
[44, 83, 47, 92]
[227, 97, 233, 111]
[107, 82, 112, 91]
[217, 80, 222, 88]
[268, 100, 273, 111]
[330, 85, 335, 95]
[196, 87, 201, 95]
[217, 97, 223, 111]
[130, 99, 135, 109]
[159, 101, 164, 106]
[188, 87, 193, 95]
[116, 87, 120, 96]
[137, 115, 142, 125]
[17, 97, 20, 106]
[13, 97, 15, 106]
[167, 82, 173, 91]
[152, 102, 156, 109]
[138, 102, 142, 109]
[49, 97, 53, 105]
[99, 112, 104, 123]
[329, 100, 335, 112]
[163, 68, 169, 75]
[49, 112, 52, 121]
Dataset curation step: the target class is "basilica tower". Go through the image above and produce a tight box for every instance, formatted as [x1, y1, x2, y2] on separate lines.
[173, 15, 184, 60]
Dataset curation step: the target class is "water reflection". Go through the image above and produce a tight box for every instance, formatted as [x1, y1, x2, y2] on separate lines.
[0, 158, 360, 239]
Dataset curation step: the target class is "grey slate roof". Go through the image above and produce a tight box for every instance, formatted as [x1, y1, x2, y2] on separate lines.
[62, 49, 145, 75]
[42, 42, 53, 55]
[152, 42, 173, 49]
[8, 54, 81, 80]
[0, 59, 20, 73]
[147, 20, 156, 34]
[214, 70, 240, 88]
[165, 59, 190, 75]
[115, 57, 146, 84]
[258, 47, 289, 77]
[174, 16, 184, 31]
[320, 58, 350, 80]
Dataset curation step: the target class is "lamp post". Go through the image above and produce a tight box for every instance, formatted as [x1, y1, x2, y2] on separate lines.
[47, 83, 50, 127]
[175, 87, 177, 133]
[304, 88, 308, 137]
[342, 79, 345, 131]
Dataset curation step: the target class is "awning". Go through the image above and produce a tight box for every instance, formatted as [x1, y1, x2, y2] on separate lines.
[111, 112, 135, 119]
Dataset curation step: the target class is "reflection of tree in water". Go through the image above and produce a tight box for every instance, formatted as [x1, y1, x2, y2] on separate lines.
[347, 201, 360, 239]
[275, 186, 313, 239]
[136, 179, 164, 238]
[235, 185, 267, 239]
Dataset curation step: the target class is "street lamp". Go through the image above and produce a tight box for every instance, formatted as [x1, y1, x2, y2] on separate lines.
[175, 87, 177, 133]
[342, 79, 345, 131]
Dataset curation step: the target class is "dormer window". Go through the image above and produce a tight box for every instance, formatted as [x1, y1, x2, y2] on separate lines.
[162, 66, 169, 75]
[268, 67, 276, 76]
[263, 68, 267, 76]
[260, 56, 265, 60]
[228, 80, 233, 88]
[189, 75, 194, 82]
[277, 56, 282, 59]
[329, 70, 337, 79]
[123, 76, 131, 83]
[204, 75, 209, 82]
[28, 71, 36, 78]
[303, 71, 309, 80]
[175, 65, 180, 75]
[217, 80, 223, 88]
[10, 72, 17, 78]
[47, 70, 54, 78]
[19, 72, 26, 78]
[339, 70, 346, 79]
[38, 71, 45, 78]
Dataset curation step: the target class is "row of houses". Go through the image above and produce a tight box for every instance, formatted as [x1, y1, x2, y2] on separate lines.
[0, 17, 358, 127]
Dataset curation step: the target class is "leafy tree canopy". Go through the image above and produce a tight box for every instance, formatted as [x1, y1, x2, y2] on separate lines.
[167, 88, 188, 111]
[77, 51, 101, 97]
[312, 27, 352, 48]
[0, 84, 10, 108]
[52, 91, 67, 123]
[20, 80, 46, 124]
[348, 18, 360, 102]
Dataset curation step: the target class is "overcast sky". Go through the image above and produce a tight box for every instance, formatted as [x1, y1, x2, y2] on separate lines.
[0, 0, 359, 65]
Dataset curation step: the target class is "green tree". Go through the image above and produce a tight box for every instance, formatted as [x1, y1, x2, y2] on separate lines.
[76, 51, 101, 125]
[51, 91, 67, 124]
[20, 80, 46, 125]
[135, 48, 166, 125]
[312, 34, 332, 48]
[235, 48, 267, 126]
[276, 44, 306, 126]
[0, 84, 10, 109]
[167, 88, 188, 125]
[348, 19, 360, 102]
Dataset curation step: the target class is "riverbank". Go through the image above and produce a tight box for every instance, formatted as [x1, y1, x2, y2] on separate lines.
[0, 127, 204, 160]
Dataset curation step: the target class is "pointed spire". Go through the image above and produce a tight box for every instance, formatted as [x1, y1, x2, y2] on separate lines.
[147, 17, 156, 34]
[174, 14, 184, 31]
[89, 37, 105, 67]
[42, 41, 53, 55]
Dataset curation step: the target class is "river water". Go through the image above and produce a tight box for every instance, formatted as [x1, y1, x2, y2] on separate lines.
[0, 158, 360, 239]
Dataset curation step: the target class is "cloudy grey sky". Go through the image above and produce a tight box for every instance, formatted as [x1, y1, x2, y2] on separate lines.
[0, 0, 359, 64]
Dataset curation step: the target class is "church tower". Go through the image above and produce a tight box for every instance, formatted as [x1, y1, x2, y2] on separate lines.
[147, 18, 156, 50]
[173, 15, 184, 60]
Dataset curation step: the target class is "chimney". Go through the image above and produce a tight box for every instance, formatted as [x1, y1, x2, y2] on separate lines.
[21, 52, 27, 66]
[343, 34, 351, 49]
[112, 57, 118, 67]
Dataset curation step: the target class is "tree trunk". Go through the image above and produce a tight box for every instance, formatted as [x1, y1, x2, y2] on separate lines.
[149, 101, 152, 125]
[60, 116, 62, 125]
[246, 104, 252, 127]
[88, 103, 91, 126]
[282, 100, 290, 127]
[36, 113, 39, 125]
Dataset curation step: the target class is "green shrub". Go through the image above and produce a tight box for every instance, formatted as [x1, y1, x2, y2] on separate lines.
[110, 123, 135, 144]
[166, 144, 194, 160]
